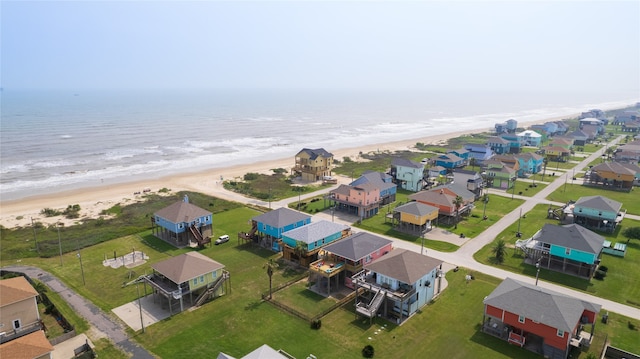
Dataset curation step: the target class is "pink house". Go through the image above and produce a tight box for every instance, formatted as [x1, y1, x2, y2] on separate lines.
[309, 232, 393, 295]
[331, 183, 381, 219]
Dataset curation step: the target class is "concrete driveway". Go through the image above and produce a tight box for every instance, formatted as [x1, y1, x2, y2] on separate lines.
[112, 294, 171, 332]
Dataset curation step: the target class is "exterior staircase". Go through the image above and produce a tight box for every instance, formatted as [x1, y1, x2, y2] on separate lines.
[189, 224, 211, 247]
[356, 288, 386, 318]
[194, 270, 230, 307]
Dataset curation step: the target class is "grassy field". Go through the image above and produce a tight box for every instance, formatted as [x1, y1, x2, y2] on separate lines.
[134, 269, 639, 358]
[546, 183, 640, 215]
[493, 180, 547, 197]
[473, 204, 640, 308]
[2, 197, 638, 357]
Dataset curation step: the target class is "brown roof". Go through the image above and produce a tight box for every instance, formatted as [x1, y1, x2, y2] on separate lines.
[592, 162, 638, 176]
[0, 277, 38, 307]
[409, 190, 455, 208]
[0, 330, 53, 359]
[364, 249, 442, 284]
[152, 252, 225, 284]
[154, 200, 211, 223]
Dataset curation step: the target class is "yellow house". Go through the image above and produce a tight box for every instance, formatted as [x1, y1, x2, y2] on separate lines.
[0, 276, 53, 359]
[293, 148, 334, 182]
[145, 252, 229, 314]
[393, 201, 439, 235]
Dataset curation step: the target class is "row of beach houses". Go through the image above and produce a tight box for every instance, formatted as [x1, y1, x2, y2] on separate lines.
[4, 109, 640, 359]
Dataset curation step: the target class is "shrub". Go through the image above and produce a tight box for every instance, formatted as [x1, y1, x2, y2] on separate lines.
[629, 321, 637, 331]
[41, 208, 61, 217]
[599, 265, 608, 272]
[158, 187, 171, 193]
[243, 173, 259, 181]
[594, 271, 606, 280]
[310, 319, 322, 330]
[362, 345, 374, 358]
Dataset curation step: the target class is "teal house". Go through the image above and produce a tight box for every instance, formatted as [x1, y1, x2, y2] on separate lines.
[516, 224, 605, 279]
[390, 158, 424, 192]
[281, 220, 351, 267]
[250, 208, 311, 251]
[572, 195, 624, 233]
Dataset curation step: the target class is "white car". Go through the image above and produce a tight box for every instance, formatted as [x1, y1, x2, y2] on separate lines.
[215, 234, 229, 245]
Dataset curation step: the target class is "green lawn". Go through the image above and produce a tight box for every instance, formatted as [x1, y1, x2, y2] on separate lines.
[354, 194, 523, 250]
[495, 180, 547, 197]
[473, 204, 640, 308]
[546, 183, 640, 215]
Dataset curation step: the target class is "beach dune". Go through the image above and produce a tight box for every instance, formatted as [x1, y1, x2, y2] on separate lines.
[0, 116, 573, 229]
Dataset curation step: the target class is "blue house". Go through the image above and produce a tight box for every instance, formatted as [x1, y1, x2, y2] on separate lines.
[153, 195, 213, 247]
[353, 249, 443, 324]
[352, 171, 397, 203]
[251, 208, 311, 251]
[486, 137, 511, 155]
[435, 153, 465, 169]
[448, 148, 469, 162]
[499, 133, 522, 153]
[463, 143, 494, 162]
[514, 152, 544, 176]
[515, 224, 605, 279]
[390, 158, 425, 192]
[281, 220, 351, 266]
[572, 195, 624, 233]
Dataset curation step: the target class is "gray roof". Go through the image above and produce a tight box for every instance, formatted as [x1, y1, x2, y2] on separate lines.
[296, 148, 333, 160]
[354, 171, 396, 192]
[218, 344, 290, 359]
[533, 224, 605, 254]
[152, 252, 225, 284]
[484, 278, 601, 332]
[364, 249, 442, 284]
[575, 196, 622, 213]
[394, 201, 439, 217]
[322, 232, 393, 261]
[391, 157, 423, 169]
[252, 208, 311, 228]
[155, 200, 211, 223]
[592, 162, 639, 176]
[429, 183, 476, 200]
[282, 220, 349, 244]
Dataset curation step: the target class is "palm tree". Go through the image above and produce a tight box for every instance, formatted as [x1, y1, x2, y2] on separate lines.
[605, 147, 614, 161]
[453, 195, 463, 229]
[542, 156, 549, 180]
[293, 241, 307, 262]
[492, 239, 507, 264]
[482, 193, 489, 220]
[263, 258, 279, 299]
[469, 157, 477, 171]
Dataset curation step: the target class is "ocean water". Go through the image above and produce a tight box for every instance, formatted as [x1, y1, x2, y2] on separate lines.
[0, 89, 635, 201]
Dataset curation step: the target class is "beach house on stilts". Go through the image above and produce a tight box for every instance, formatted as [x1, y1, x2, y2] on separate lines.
[152, 195, 213, 248]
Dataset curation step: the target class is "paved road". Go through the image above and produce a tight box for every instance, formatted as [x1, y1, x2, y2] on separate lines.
[2, 265, 156, 359]
[4, 136, 638, 358]
[288, 136, 640, 320]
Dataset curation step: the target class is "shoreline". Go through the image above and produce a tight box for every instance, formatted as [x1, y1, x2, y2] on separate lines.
[0, 113, 597, 228]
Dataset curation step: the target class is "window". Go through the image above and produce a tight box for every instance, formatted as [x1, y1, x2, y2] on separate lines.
[557, 329, 565, 337]
[518, 315, 525, 323]
[178, 223, 184, 229]
[12, 319, 21, 330]
[193, 278, 198, 286]
[199, 275, 204, 283]
[565, 248, 571, 255]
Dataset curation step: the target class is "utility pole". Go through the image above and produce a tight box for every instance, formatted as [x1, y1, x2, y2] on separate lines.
[57, 222, 63, 266]
[31, 217, 38, 253]
[136, 282, 145, 333]
[77, 252, 85, 285]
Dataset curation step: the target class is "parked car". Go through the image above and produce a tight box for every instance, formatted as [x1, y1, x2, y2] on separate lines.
[215, 234, 230, 245]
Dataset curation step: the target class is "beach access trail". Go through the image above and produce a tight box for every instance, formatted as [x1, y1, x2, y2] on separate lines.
[217, 135, 640, 320]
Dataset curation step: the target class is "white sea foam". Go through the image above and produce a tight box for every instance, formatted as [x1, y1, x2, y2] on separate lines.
[0, 89, 636, 201]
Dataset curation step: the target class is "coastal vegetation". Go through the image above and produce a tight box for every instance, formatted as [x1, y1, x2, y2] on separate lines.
[223, 170, 326, 201]
[0, 191, 241, 262]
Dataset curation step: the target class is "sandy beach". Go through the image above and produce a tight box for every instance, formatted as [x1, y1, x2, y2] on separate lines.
[0, 116, 573, 229]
